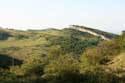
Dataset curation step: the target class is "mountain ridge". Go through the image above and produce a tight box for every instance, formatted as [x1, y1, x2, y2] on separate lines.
[71, 25, 110, 41]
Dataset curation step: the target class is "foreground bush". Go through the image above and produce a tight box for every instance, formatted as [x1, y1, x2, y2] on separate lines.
[43, 55, 82, 83]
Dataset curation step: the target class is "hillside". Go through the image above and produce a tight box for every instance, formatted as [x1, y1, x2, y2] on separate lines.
[0, 26, 118, 61]
[1, 25, 124, 83]
[0, 25, 116, 60]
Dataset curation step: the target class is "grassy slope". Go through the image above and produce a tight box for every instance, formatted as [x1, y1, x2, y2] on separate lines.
[108, 53, 125, 71]
[0, 26, 118, 61]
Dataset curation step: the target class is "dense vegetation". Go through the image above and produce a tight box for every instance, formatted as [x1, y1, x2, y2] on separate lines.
[0, 26, 124, 83]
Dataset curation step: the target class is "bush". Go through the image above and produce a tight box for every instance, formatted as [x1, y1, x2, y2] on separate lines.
[80, 66, 119, 83]
[21, 54, 48, 76]
[43, 55, 81, 83]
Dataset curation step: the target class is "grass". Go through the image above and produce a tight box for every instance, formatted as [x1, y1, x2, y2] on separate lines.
[0, 38, 47, 49]
[108, 53, 125, 70]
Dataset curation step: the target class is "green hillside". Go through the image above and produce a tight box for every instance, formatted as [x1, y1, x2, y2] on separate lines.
[1, 25, 125, 83]
[0, 26, 115, 60]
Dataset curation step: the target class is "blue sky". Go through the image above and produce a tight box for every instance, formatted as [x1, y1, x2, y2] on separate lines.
[0, 0, 125, 34]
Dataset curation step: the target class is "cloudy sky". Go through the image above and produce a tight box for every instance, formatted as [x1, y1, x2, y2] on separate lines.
[0, 0, 125, 34]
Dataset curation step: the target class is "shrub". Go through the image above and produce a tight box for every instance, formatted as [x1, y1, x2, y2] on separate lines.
[43, 55, 81, 83]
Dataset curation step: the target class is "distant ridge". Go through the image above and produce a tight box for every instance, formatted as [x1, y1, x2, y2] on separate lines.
[70, 25, 118, 41]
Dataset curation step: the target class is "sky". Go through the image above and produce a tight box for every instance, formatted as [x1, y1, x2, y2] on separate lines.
[0, 0, 125, 34]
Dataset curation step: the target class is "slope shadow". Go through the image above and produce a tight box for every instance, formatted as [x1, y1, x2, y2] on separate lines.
[0, 54, 22, 68]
